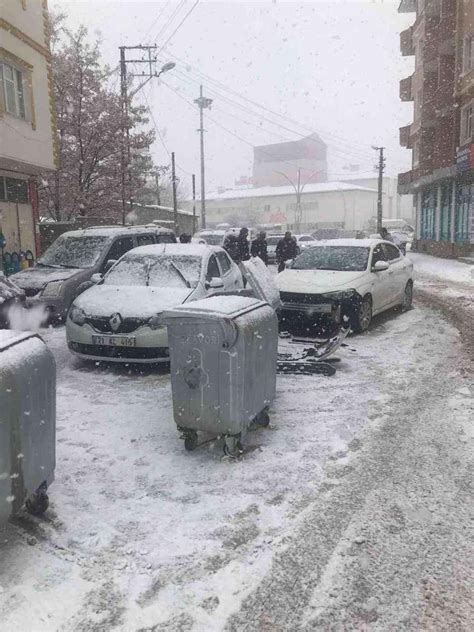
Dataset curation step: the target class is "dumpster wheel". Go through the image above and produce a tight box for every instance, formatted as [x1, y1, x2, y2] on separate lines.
[184, 431, 199, 452]
[25, 490, 49, 516]
[223, 435, 244, 458]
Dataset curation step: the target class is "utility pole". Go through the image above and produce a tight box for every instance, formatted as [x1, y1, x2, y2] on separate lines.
[192, 173, 196, 234]
[373, 146, 386, 234]
[154, 172, 161, 206]
[118, 45, 175, 225]
[171, 152, 178, 234]
[194, 85, 213, 229]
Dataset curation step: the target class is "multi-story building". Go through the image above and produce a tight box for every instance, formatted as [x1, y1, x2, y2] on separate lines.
[398, 0, 473, 257]
[252, 134, 328, 188]
[0, 0, 57, 260]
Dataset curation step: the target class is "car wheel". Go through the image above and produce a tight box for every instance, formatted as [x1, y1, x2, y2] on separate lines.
[352, 295, 372, 333]
[401, 281, 413, 311]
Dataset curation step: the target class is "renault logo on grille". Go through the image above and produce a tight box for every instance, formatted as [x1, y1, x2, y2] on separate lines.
[109, 312, 122, 332]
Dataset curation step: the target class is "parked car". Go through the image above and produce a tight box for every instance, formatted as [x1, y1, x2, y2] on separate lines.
[66, 244, 244, 363]
[0, 273, 25, 328]
[295, 234, 319, 253]
[277, 238, 414, 333]
[266, 234, 285, 264]
[10, 226, 176, 322]
[192, 230, 226, 246]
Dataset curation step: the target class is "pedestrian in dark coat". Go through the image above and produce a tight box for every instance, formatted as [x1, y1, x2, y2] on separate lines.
[237, 227, 250, 262]
[276, 231, 298, 272]
[223, 233, 240, 263]
[179, 233, 191, 243]
[250, 231, 268, 265]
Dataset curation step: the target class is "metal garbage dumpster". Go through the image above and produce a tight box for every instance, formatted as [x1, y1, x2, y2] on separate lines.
[163, 295, 278, 456]
[0, 331, 56, 523]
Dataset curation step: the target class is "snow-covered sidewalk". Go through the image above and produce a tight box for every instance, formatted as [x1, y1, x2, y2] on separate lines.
[409, 251, 474, 288]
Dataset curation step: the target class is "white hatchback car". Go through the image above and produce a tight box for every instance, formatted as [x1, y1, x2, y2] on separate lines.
[277, 239, 414, 333]
[66, 244, 244, 363]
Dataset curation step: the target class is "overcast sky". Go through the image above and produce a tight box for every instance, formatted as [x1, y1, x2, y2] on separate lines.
[51, 0, 414, 192]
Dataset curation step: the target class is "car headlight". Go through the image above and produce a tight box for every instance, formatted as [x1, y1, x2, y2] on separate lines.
[69, 305, 86, 326]
[148, 314, 165, 330]
[320, 289, 357, 300]
[42, 280, 63, 297]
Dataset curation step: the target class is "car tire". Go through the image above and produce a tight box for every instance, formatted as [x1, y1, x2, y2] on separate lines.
[401, 281, 413, 311]
[352, 295, 372, 333]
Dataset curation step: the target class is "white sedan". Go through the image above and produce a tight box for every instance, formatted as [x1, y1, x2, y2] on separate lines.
[66, 244, 244, 363]
[277, 239, 414, 333]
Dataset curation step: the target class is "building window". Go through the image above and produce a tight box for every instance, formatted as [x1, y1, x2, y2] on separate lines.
[455, 185, 472, 243]
[420, 189, 436, 239]
[413, 139, 420, 167]
[460, 104, 473, 144]
[0, 63, 26, 119]
[462, 35, 474, 74]
[0, 176, 29, 203]
[439, 183, 452, 241]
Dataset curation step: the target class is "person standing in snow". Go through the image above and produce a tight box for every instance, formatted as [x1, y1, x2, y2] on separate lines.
[250, 231, 268, 265]
[237, 227, 250, 262]
[179, 233, 191, 243]
[276, 231, 298, 273]
[380, 227, 393, 242]
[223, 232, 241, 263]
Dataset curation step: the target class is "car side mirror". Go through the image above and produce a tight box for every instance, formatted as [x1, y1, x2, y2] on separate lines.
[372, 260, 389, 272]
[104, 259, 117, 273]
[206, 277, 224, 290]
[91, 273, 102, 284]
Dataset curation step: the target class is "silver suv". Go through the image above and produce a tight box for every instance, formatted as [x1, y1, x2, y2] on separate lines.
[10, 225, 176, 322]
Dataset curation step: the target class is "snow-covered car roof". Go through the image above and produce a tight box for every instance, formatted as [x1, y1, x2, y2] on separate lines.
[57, 225, 175, 239]
[125, 243, 221, 257]
[305, 238, 386, 248]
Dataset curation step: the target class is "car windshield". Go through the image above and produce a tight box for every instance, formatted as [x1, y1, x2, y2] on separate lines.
[38, 235, 109, 269]
[291, 246, 370, 272]
[104, 254, 202, 288]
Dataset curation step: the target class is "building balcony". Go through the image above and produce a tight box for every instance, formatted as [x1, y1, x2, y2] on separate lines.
[400, 27, 415, 56]
[400, 124, 412, 148]
[398, 0, 416, 13]
[400, 75, 414, 101]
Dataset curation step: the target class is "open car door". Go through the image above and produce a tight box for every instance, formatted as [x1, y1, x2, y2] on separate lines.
[239, 257, 282, 312]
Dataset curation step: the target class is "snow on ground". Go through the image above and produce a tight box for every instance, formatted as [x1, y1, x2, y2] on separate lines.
[409, 251, 474, 287]
[0, 304, 465, 630]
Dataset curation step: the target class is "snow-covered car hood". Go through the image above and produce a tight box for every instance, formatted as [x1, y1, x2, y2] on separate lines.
[10, 266, 81, 290]
[277, 269, 367, 294]
[0, 275, 25, 303]
[73, 284, 194, 319]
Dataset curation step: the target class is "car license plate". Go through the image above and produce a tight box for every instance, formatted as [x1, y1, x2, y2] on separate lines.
[311, 304, 332, 314]
[91, 335, 136, 347]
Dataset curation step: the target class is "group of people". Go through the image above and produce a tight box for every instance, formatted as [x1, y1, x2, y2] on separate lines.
[223, 228, 298, 272]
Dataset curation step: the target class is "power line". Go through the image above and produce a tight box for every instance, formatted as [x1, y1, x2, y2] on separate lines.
[156, 1, 201, 57]
[140, 86, 193, 176]
[158, 51, 380, 162]
[141, 0, 173, 43]
[164, 64, 381, 165]
[152, 0, 187, 45]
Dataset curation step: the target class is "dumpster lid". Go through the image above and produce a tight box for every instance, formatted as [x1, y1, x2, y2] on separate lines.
[240, 257, 281, 312]
[163, 295, 266, 321]
[0, 330, 39, 353]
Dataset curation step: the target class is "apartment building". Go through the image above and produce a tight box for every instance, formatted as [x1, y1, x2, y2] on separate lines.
[0, 0, 57, 259]
[398, 0, 473, 257]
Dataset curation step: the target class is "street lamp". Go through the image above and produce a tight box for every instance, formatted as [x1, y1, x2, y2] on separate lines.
[159, 61, 176, 75]
[275, 169, 324, 232]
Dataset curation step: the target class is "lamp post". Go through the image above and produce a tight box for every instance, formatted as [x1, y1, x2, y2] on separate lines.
[274, 169, 324, 232]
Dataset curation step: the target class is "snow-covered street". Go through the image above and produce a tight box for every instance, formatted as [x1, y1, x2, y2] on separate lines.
[1, 292, 472, 630]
